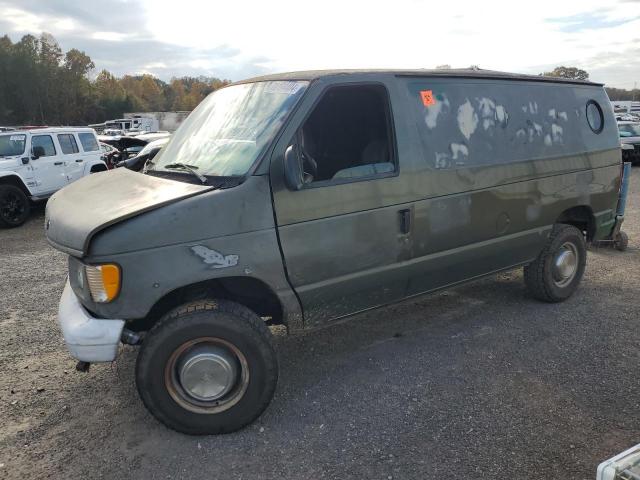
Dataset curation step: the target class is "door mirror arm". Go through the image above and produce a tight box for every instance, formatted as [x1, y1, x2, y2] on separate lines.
[283, 144, 303, 191]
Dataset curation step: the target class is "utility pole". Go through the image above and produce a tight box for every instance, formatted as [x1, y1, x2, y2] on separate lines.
[633, 82, 637, 102]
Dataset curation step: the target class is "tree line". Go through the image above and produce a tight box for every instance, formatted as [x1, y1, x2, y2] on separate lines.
[540, 66, 638, 101]
[0, 33, 230, 126]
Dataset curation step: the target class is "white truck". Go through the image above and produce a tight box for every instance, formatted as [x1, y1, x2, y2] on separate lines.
[0, 127, 107, 227]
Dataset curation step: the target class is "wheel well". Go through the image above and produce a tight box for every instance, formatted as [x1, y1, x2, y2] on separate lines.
[556, 206, 596, 240]
[129, 277, 284, 332]
[0, 175, 30, 197]
[90, 163, 108, 173]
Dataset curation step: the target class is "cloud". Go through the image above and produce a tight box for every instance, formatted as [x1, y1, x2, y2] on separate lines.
[546, 10, 640, 32]
[0, 0, 271, 80]
[0, 0, 638, 88]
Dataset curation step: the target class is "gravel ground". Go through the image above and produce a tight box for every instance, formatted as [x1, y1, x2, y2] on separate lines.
[1, 170, 639, 480]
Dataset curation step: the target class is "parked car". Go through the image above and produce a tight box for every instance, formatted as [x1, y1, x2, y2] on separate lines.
[618, 121, 640, 164]
[46, 69, 624, 435]
[0, 127, 107, 227]
[116, 137, 169, 171]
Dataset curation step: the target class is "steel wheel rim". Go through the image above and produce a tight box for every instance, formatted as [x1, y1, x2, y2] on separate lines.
[165, 337, 249, 414]
[0, 192, 24, 223]
[552, 241, 579, 287]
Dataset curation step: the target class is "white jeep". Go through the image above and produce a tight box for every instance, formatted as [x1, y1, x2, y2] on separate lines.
[0, 127, 107, 227]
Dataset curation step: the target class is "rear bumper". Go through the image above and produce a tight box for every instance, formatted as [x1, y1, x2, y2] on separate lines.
[57, 280, 125, 362]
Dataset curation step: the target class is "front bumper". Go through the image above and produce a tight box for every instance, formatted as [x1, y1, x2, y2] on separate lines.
[57, 280, 125, 362]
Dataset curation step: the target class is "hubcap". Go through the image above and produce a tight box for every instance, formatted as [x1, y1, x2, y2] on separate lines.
[165, 337, 249, 414]
[177, 345, 238, 401]
[552, 242, 578, 287]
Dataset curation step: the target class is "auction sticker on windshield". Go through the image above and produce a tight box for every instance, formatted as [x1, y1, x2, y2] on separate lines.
[264, 81, 305, 95]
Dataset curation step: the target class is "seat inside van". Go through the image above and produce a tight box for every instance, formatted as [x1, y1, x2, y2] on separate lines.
[299, 84, 394, 182]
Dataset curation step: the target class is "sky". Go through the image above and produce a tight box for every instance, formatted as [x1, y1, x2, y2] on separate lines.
[0, 0, 639, 88]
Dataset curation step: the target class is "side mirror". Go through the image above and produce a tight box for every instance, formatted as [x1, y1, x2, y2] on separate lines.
[31, 145, 45, 159]
[283, 145, 303, 190]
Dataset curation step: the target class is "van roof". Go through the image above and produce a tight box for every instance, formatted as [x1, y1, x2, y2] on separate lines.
[5, 127, 97, 135]
[237, 68, 602, 86]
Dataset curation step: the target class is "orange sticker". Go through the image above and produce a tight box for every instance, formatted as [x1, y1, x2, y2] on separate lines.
[420, 90, 436, 107]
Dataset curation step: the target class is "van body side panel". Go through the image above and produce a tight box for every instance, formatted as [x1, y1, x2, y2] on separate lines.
[400, 78, 619, 295]
[406, 162, 620, 294]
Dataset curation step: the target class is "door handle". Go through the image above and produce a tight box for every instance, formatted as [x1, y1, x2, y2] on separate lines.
[75, 159, 83, 163]
[54, 162, 63, 166]
[399, 208, 411, 234]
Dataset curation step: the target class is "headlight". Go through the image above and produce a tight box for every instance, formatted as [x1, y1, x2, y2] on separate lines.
[85, 264, 121, 303]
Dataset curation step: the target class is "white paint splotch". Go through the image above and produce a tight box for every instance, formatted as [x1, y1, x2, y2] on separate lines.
[424, 94, 450, 129]
[552, 123, 564, 142]
[457, 99, 478, 140]
[450, 143, 469, 160]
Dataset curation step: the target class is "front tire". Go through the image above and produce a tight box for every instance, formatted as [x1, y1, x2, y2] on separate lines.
[136, 300, 278, 435]
[524, 224, 587, 302]
[0, 184, 30, 228]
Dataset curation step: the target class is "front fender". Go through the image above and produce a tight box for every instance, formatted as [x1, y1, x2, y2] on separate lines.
[70, 227, 303, 331]
[0, 171, 34, 195]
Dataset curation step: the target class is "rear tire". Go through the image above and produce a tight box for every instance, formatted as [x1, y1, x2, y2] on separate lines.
[0, 184, 30, 228]
[524, 224, 586, 302]
[136, 300, 278, 435]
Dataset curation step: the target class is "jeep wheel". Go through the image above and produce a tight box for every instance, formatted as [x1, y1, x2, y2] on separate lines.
[524, 224, 587, 302]
[0, 185, 30, 228]
[136, 300, 278, 435]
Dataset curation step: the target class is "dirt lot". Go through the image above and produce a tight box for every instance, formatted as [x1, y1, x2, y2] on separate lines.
[1, 170, 639, 480]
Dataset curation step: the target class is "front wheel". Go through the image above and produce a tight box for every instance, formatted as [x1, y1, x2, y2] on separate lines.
[0, 184, 30, 228]
[136, 300, 278, 435]
[524, 224, 587, 302]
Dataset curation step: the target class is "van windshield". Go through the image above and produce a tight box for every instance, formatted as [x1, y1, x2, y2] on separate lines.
[0, 134, 26, 157]
[149, 81, 308, 179]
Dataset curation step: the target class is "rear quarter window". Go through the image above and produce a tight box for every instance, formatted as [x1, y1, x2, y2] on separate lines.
[78, 132, 99, 152]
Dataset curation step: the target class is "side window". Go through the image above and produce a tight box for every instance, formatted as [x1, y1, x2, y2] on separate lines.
[297, 84, 395, 184]
[31, 135, 56, 157]
[57, 134, 79, 155]
[78, 132, 99, 152]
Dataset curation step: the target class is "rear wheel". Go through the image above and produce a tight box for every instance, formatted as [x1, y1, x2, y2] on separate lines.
[136, 300, 278, 435]
[0, 184, 30, 228]
[524, 224, 586, 302]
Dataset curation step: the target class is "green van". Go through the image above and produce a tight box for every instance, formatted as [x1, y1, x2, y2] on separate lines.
[46, 69, 624, 434]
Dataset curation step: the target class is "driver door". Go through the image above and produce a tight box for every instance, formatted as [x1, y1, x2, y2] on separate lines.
[269, 80, 416, 326]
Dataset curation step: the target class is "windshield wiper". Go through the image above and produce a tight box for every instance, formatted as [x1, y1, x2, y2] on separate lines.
[163, 163, 208, 184]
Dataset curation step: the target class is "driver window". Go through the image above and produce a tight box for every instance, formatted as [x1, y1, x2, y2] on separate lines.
[297, 84, 395, 184]
[31, 135, 57, 157]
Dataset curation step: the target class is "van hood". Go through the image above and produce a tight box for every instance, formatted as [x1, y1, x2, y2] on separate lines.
[45, 168, 212, 256]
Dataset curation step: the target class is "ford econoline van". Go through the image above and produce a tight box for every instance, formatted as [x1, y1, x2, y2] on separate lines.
[45, 69, 625, 435]
[0, 127, 106, 227]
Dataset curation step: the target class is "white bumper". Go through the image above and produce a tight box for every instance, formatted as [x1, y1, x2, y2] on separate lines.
[57, 280, 125, 362]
